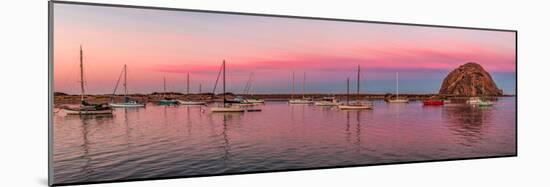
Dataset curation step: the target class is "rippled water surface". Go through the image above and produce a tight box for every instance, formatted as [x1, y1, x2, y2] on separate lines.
[53, 97, 516, 184]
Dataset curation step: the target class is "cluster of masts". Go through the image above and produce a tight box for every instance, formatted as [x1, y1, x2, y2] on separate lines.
[63, 46, 489, 115]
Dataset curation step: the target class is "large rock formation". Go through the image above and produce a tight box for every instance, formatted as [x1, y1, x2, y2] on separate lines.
[439, 62, 503, 96]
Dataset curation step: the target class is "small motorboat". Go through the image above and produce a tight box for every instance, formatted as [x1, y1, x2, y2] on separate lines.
[423, 100, 444, 106]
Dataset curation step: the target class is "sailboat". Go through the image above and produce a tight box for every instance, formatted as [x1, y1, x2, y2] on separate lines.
[63, 45, 113, 115]
[314, 96, 340, 106]
[243, 73, 264, 104]
[387, 72, 409, 103]
[177, 72, 207, 105]
[228, 72, 264, 105]
[211, 60, 246, 112]
[338, 65, 373, 110]
[109, 64, 146, 108]
[289, 72, 313, 104]
[158, 77, 178, 105]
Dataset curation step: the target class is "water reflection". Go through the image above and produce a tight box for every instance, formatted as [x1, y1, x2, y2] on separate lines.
[64, 114, 114, 182]
[213, 112, 244, 166]
[53, 98, 515, 184]
[344, 111, 362, 153]
[443, 105, 494, 147]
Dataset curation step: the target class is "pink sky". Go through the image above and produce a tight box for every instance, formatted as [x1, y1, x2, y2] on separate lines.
[53, 3, 516, 94]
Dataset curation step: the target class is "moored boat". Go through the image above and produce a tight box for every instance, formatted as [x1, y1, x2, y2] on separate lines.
[157, 77, 178, 105]
[338, 103, 372, 110]
[177, 100, 206, 105]
[289, 99, 314, 104]
[109, 64, 146, 108]
[210, 60, 246, 113]
[178, 72, 207, 106]
[338, 66, 372, 110]
[387, 72, 409, 103]
[423, 100, 444, 106]
[109, 100, 145, 108]
[64, 103, 113, 115]
[314, 96, 340, 106]
[63, 45, 113, 115]
[158, 98, 178, 105]
[288, 72, 313, 104]
[211, 105, 246, 112]
[245, 98, 265, 104]
[387, 99, 409, 103]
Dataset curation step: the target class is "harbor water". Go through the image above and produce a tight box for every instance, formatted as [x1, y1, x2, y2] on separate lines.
[53, 97, 516, 184]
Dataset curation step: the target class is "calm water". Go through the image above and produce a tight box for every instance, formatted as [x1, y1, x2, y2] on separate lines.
[53, 97, 516, 184]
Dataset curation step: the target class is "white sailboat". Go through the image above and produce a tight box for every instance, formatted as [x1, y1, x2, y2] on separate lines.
[387, 72, 409, 103]
[158, 77, 178, 105]
[109, 64, 146, 108]
[178, 72, 207, 105]
[289, 72, 313, 104]
[314, 96, 340, 106]
[63, 45, 113, 115]
[243, 73, 265, 104]
[338, 65, 373, 110]
[211, 60, 246, 112]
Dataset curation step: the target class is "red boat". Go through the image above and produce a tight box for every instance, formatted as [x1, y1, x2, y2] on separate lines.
[423, 100, 444, 106]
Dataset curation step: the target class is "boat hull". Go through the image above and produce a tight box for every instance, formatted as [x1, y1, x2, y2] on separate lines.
[338, 105, 372, 110]
[177, 100, 206, 105]
[109, 103, 145, 108]
[245, 99, 265, 103]
[158, 100, 178, 105]
[423, 100, 444, 106]
[387, 99, 409, 103]
[63, 108, 113, 115]
[314, 101, 339, 106]
[289, 99, 314, 104]
[210, 107, 246, 112]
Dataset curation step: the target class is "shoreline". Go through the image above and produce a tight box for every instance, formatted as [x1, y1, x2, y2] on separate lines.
[53, 92, 515, 105]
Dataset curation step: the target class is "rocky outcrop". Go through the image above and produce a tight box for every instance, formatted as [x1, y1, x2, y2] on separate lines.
[439, 62, 502, 96]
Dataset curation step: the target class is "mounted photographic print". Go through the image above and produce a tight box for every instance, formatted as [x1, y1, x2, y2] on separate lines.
[49, 1, 517, 186]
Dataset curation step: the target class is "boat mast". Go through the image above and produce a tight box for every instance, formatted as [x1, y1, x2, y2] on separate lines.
[396, 72, 399, 100]
[79, 45, 85, 102]
[123, 64, 127, 97]
[187, 72, 190, 95]
[302, 72, 306, 99]
[291, 72, 295, 99]
[199, 83, 202, 93]
[357, 65, 360, 100]
[163, 76, 166, 97]
[346, 78, 350, 105]
[222, 60, 226, 107]
[250, 73, 255, 97]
